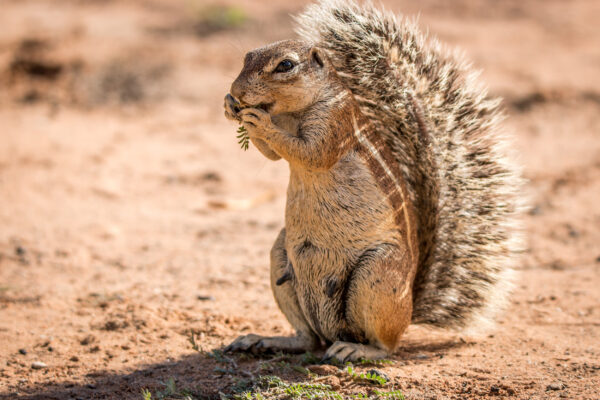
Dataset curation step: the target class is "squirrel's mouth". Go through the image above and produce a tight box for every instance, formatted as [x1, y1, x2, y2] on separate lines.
[234, 101, 273, 114]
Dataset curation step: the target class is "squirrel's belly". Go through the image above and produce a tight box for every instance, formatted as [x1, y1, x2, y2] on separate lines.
[284, 152, 400, 342]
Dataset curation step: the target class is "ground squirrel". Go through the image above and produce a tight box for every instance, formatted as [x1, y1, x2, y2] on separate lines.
[223, 0, 523, 362]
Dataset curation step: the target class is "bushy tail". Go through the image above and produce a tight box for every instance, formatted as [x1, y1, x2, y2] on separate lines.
[296, 0, 524, 330]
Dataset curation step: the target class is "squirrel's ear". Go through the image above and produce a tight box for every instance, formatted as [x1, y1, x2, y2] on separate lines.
[310, 47, 326, 69]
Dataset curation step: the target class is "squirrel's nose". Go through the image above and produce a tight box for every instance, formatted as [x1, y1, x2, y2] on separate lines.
[230, 81, 245, 102]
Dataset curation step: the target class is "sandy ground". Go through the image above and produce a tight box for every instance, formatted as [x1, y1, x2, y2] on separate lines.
[1, 0, 599, 399]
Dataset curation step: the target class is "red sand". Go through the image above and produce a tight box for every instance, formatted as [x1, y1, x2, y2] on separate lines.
[1, 1, 599, 398]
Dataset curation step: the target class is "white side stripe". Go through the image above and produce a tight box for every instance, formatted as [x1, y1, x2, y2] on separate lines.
[351, 114, 414, 261]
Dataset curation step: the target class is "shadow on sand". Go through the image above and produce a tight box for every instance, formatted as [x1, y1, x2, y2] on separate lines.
[2, 338, 469, 400]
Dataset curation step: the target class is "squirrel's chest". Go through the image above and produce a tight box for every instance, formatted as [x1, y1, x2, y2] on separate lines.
[284, 151, 400, 342]
[285, 151, 396, 248]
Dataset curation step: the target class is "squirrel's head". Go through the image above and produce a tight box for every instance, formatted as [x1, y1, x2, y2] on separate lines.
[230, 39, 332, 115]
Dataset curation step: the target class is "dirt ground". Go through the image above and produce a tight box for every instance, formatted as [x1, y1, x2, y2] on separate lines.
[1, 0, 599, 399]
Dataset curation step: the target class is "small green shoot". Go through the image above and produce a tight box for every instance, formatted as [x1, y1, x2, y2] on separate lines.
[144, 377, 197, 400]
[161, 377, 178, 397]
[374, 389, 405, 399]
[301, 351, 319, 364]
[359, 358, 394, 366]
[346, 364, 388, 385]
[292, 365, 312, 376]
[237, 125, 250, 150]
[284, 382, 342, 399]
[208, 349, 233, 364]
[188, 330, 200, 352]
[259, 375, 286, 388]
[224, 372, 405, 399]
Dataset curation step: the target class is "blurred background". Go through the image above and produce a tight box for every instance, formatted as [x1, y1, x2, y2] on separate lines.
[1, 0, 599, 398]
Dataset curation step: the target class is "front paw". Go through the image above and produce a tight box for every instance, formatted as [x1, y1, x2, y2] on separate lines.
[322, 341, 388, 363]
[238, 108, 274, 139]
[224, 334, 269, 355]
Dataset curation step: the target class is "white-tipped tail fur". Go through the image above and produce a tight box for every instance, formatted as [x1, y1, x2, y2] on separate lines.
[296, 0, 525, 331]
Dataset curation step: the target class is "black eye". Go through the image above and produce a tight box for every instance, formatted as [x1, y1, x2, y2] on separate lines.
[274, 60, 294, 73]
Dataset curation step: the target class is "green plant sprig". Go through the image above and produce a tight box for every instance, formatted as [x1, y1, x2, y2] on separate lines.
[237, 125, 250, 150]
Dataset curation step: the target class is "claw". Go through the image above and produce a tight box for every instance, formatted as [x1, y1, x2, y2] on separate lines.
[276, 261, 295, 286]
[276, 270, 293, 286]
[323, 341, 388, 363]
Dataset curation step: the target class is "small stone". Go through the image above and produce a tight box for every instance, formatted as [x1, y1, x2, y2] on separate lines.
[15, 246, 26, 257]
[528, 205, 542, 216]
[103, 320, 124, 331]
[490, 385, 500, 394]
[80, 335, 95, 346]
[31, 361, 47, 370]
[367, 369, 390, 384]
[549, 260, 567, 270]
[70, 356, 79, 362]
[18, 349, 27, 355]
[567, 226, 579, 238]
[197, 295, 215, 301]
[327, 375, 341, 390]
[87, 384, 96, 389]
[595, 255, 600, 263]
[201, 171, 222, 182]
[547, 382, 564, 391]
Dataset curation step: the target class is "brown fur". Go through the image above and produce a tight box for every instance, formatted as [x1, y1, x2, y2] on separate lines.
[224, 39, 417, 360]
[224, 0, 523, 362]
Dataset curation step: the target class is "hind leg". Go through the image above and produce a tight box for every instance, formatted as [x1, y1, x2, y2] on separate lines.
[225, 229, 318, 354]
[323, 244, 415, 363]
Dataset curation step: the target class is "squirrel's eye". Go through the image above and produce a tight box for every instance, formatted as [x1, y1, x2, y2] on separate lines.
[274, 60, 294, 73]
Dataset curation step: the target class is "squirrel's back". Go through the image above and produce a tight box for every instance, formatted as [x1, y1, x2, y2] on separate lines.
[296, 0, 524, 330]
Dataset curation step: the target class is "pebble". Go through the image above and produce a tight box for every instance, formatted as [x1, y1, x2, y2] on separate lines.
[197, 295, 215, 301]
[31, 361, 47, 370]
[528, 205, 542, 216]
[18, 349, 27, 355]
[547, 382, 564, 391]
[367, 369, 390, 384]
[327, 375, 341, 390]
[15, 246, 26, 257]
[80, 335, 96, 346]
[307, 364, 338, 376]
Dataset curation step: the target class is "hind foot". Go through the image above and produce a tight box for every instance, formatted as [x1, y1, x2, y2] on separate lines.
[322, 341, 388, 363]
[225, 333, 315, 355]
